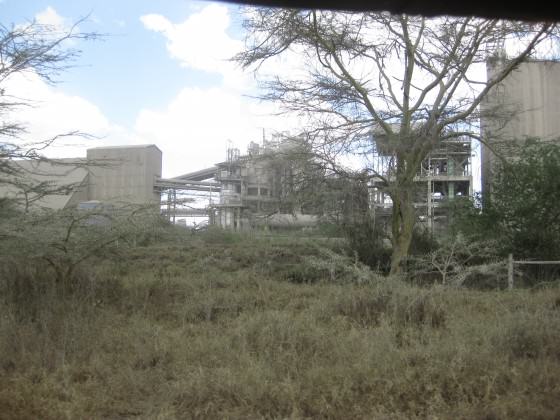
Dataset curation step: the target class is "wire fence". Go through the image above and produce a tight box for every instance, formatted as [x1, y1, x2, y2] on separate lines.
[507, 253, 560, 289]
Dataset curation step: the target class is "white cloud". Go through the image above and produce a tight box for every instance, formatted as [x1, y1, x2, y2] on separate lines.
[140, 4, 242, 81]
[141, 4, 309, 93]
[134, 86, 299, 177]
[136, 4, 305, 177]
[140, 14, 170, 33]
[3, 72, 134, 158]
[13, 6, 80, 46]
[4, 4, 300, 178]
[34, 5, 80, 41]
[0, 7, 138, 159]
[35, 6, 67, 28]
[1, 3, 308, 186]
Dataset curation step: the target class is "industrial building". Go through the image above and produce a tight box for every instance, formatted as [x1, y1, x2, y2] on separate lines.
[0, 144, 162, 211]
[3, 59, 560, 233]
[165, 138, 320, 230]
[87, 145, 162, 204]
[189, 134, 473, 231]
[1, 135, 472, 231]
[369, 131, 473, 231]
[481, 60, 560, 193]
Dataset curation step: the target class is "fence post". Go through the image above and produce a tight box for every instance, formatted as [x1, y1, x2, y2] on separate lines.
[507, 253, 514, 290]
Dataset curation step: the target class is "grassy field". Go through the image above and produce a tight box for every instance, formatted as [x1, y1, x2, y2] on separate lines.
[1, 229, 559, 419]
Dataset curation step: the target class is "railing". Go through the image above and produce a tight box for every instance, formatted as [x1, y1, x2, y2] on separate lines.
[507, 253, 560, 289]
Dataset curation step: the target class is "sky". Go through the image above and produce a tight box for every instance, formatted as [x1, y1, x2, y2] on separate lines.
[1, 0, 482, 187]
[1, 0, 300, 178]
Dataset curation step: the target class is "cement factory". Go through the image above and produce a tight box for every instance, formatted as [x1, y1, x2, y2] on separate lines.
[2, 61, 559, 230]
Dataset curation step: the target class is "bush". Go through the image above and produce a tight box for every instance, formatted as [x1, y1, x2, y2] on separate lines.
[493, 311, 560, 360]
[331, 289, 392, 327]
[460, 262, 509, 290]
[1, 229, 559, 418]
[449, 140, 560, 267]
[409, 227, 439, 255]
[343, 217, 392, 272]
[0, 261, 56, 321]
[324, 281, 446, 330]
[0, 258, 125, 322]
[199, 226, 244, 244]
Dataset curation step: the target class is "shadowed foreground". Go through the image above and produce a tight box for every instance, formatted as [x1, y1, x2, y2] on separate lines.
[1, 230, 559, 419]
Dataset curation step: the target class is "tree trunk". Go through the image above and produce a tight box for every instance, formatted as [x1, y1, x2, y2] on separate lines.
[390, 185, 416, 275]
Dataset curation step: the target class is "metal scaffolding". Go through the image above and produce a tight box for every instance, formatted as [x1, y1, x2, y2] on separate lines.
[370, 137, 473, 231]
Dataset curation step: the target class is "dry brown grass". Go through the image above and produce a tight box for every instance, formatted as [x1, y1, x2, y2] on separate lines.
[0, 230, 559, 419]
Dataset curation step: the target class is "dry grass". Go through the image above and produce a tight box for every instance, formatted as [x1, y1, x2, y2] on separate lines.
[0, 230, 559, 419]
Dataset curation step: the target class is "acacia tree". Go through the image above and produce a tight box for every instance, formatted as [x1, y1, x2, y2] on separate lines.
[0, 19, 97, 209]
[235, 10, 557, 274]
[0, 205, 163, 289]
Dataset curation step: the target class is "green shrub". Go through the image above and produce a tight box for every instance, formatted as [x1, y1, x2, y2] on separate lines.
[343, 218, 392, 272]
[460, 262, 509, 290]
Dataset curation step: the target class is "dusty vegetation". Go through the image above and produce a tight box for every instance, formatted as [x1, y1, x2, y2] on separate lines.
[1, 227, 559, 419]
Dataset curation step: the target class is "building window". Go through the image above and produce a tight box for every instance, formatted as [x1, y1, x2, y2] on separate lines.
[248, 187, 258, 196]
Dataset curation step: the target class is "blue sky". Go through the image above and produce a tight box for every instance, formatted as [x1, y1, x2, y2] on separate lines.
[2, 0, 294, 177]
[3, 0, 225, 126]
[2, 1, 482, 187]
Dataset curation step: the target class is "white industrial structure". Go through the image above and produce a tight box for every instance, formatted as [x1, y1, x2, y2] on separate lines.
[87, 145, 162, 204]
[0, 145, 162, 211]
[4, 61, 559, 228]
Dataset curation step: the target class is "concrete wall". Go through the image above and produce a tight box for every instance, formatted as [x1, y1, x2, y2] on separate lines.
[87, 145, 162, 204]
[481, 61, 560, 193]
[0, 159, 89, 210]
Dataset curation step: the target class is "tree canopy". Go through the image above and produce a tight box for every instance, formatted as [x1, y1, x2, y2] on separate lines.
[0, 19, 97, 211]
[235, 10, 558, 273]
[490, 140, 560, 259]
[451, 140, 560, 260]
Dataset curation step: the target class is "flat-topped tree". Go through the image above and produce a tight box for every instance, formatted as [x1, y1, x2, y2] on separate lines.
[235, 10, 557, 274]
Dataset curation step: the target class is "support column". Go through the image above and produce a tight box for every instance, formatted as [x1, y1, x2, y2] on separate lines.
[448, 158, 455, 176]
[427, 179, 433, 231]
[172, 189, 176, 224]
[166, 190, 172, 222]
[236, 208, 241, 230]
[448, 182, 455, 199]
